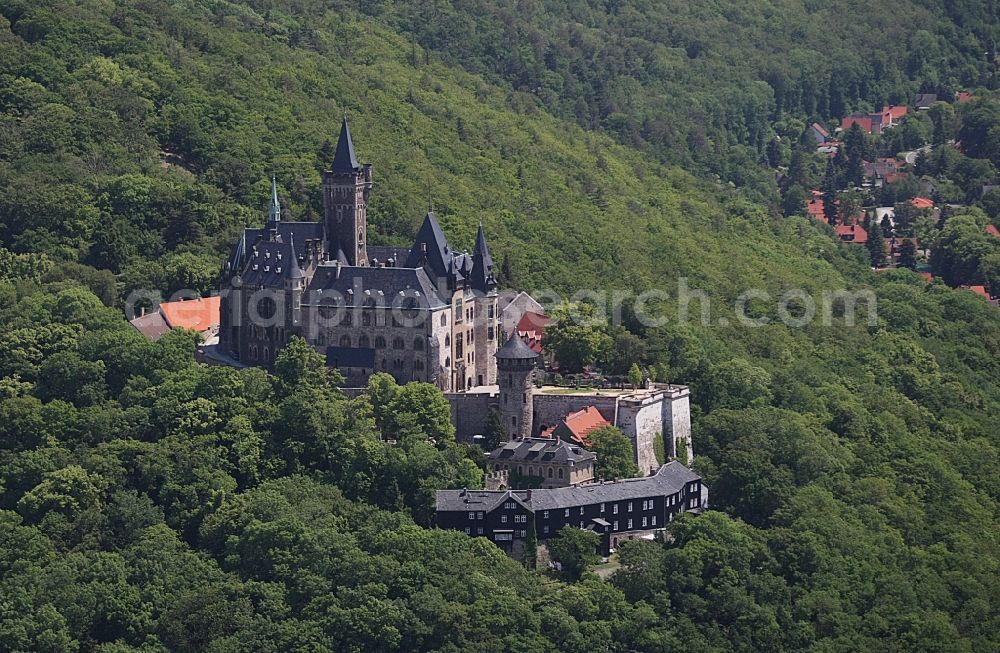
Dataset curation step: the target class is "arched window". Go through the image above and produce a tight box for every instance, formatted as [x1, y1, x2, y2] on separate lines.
[517, 466, 523, 475]
[339, 335, 351, 347]
[359, 334, 370, 348]
[445, 335, 450, 347]
[440, 313, 447, 326]
[558, 468, 564, 479]
[414, 360, 424, 371]
[467, 377, 473, 389]
[263, 347, 269, 360]
[413, 337, 424, 351]
[393, 337, 404, 349]
[527, 466, 534, 477]
[547, 467, 553, 478]
[340, 312, 352, 326]
[362, 312, 372, 326]
[445, 357, 451, 367]
[375, 336, 386, 348]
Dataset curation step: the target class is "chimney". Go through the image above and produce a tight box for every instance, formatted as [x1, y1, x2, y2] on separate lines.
[525, 489, 532, 501]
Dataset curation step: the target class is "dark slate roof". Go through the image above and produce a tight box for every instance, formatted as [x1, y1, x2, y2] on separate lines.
[496, 333, 540, 360]
[470, 223, 496, 293]
[129, 310, 170, 341]
[326, 346, 375, 368]
[435, 488, 532, 513]
[404, 211, 453, 278]
[366, 245, 411, 266]
[436, 462, 700, 513]
[487, 438, 595, 464]
[287, 235, 305, 280]
[526, 462, 699, 511]
[331, 116, 361, 173]
[226, 222, 324, 274]
[306, 264, 447, 309]
[240, 239, 301, 287]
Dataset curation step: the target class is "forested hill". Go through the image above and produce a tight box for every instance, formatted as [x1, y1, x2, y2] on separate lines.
[345, 0, 999, 199]
[1, 1, 1000, 652]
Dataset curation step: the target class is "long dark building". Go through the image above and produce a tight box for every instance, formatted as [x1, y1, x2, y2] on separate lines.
[436, 462, 706, 556]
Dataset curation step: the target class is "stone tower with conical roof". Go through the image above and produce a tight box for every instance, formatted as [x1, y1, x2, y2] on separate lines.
[496, 333, 540, 440]
[322, 116, 372, 267]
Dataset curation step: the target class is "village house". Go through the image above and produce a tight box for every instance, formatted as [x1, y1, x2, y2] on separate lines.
[841, 105, 908, 134]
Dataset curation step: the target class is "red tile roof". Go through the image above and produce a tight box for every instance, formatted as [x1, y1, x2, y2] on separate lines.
[987, 224, 1000, 238]
[956, 91, 973, 103]
[963, 285, 991, 300]
[159, 296, 221, 333]
[911, 197, 934, 209]
[516, 310, 552, 354]
[920, 272, 933, 282]
[882, 105, 908, 122]
[836, 223, 868, 244]
[545, 406, 611, 447]
[841, 116, 874, 133]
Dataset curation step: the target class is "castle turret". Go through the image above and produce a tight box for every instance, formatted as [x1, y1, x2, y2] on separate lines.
[267, 174, 281, 227]
[496, 333, 539, 440]
[323, 116, 372, 267]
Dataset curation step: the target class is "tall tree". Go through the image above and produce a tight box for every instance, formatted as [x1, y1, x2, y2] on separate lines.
[867, 219, 888, 268]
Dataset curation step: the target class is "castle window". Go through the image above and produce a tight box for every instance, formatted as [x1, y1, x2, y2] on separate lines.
[257, 297, 276, 320]
[339, 335, 351, 347]
[488, 327, 494, 340]
[445, 357, 451, 367]
[558, 468, 564, 479]
[376, 311, 386, 326]
[440, 313, 447, 326]
[362, 312, 372, 326]
[522, 393, 526, 404]
[547, 467, 553, 478]
[494, 464, 500, 471]
[488, 304, 494, 319]
[263, 347, 269, 360]
[340, 312, 352, 326]
[445, 335, 450, 347]
[375, 336, 386, 348]
[393, 337, 404, 349]
[359, 334, 370, 348]
[413, 337, 424, 350]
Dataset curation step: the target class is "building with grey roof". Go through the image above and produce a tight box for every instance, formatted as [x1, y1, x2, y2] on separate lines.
[436, 462, 706, 556]
[486, 437, 595, 488]
[218, 118, 499, 391]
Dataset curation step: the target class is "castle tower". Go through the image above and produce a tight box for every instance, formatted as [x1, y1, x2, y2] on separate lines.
[471, 223, 499, 386]
[496, 333, 539, 440]
[323, 116, 372, 267]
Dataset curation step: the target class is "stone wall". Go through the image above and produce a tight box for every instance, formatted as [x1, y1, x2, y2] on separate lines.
[446, 390, 498, 443]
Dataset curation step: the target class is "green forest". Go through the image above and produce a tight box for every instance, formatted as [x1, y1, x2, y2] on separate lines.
[1, 0, 1000, 651]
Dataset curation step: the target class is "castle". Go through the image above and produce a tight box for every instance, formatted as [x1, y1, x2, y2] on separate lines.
[217, 119, 694, 478]
[219, 118, 499, 391]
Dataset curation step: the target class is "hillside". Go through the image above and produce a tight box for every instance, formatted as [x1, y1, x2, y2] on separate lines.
[1, 1, 1000, 651]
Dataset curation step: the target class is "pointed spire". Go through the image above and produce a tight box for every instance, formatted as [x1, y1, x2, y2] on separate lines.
[471, 223, 496, 293]
[268, 174, 281, 224]
[331, 115, 360, 173]
[287, 233, 304, 279]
